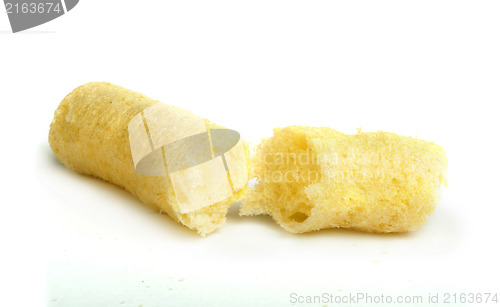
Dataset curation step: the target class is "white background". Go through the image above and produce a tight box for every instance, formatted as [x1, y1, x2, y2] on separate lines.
[1, 1, 499, 306]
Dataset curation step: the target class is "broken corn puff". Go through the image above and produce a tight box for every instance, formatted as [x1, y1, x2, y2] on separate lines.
[49, 82, 249, 236]
[240, 126, 447, 233]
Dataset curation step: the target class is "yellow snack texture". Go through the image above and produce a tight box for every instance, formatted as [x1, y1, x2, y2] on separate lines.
[240, 126, 447, 233]
[49, 82, 249, 236]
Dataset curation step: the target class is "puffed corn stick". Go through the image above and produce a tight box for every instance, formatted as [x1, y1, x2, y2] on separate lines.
[49, 82, 249, 236]
[240, 126, 447, 233]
